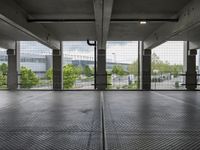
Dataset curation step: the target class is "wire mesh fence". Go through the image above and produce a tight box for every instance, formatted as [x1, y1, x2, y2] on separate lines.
[19, 41, 53, 89]
[62, 41, 95, 89]
[196, 50, 200, 89]
[0, 48, 7, 89]
[106, 41, 139, 90]
[151, 41, 186, 90]
[1, 41, 200, 90]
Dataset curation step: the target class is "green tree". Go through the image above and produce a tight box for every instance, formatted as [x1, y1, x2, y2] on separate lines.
[128, 53, 183, 78]
[45, 65, 81, 89]
[0, 73, 7, 87]
[107, 72, 112, 89]
[171, 64, 183, 77]
[20, 67, 39, 88]
[63, 64, 81, 89]
[112, 65, 125, 76]
[0, 63, 8, 87]
[151, 53, 183, 75]
[83, 65, 93, 77]
[46, 67, 53, 80]
[128, 60, 138, 76]
[0, 63, 8, 75]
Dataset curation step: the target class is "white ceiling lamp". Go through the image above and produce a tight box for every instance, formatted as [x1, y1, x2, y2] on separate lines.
[140, 21, 147, 25]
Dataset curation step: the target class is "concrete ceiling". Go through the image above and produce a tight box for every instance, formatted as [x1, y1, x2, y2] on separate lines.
[14, 0, 94, 19]
[1, 0, 200, 49]
[0, 20, 33, 41]
[112, 0, 190, 18]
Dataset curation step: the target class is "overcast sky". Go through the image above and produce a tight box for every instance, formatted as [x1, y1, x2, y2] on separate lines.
[0, 41, 193, 65]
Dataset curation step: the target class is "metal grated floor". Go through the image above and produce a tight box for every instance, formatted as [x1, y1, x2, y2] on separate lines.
[104, 91, 200, 150]
[0, 91, 101, 150]
[0, 91, 200, 149]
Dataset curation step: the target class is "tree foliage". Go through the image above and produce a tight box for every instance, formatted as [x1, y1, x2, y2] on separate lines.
[46, 67, 53, 80]
[0, 64, 40, 88]
[128, 53, 183, 77]
[20, 66, 39, 88]
[0, 63, 7, 87]
[63, 64, 81, 89]
[0, 74, 6, 87]
[151, 53, 183, 76]
[112, 65, 125, 76]
[46, 64, 81, 89]
[0, 63, 8, 75]
[128, 60, 138, 76]
[83, 65, 93, 77]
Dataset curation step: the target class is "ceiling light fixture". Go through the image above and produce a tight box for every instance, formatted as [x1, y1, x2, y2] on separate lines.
[140, 21, 147, 25]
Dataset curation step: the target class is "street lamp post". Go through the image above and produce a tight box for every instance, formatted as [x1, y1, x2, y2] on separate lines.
[112, 53, 116, 64]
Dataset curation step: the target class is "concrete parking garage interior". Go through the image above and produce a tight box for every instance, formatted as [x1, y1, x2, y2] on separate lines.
[1, 0, 200, 149]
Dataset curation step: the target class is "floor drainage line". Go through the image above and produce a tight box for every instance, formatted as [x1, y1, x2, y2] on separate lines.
[100, 91, 107, 150]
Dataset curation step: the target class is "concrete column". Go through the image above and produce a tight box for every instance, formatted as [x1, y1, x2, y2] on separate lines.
[7, 49, 18, 90]
[184, 41, 197, 90]
[16, 42, 20, 89]
[53, 49, 62, 90]
[96, 49, 107, 90]
[139, 42, 151, 90]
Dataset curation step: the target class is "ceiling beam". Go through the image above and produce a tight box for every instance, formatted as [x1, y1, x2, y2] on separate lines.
[28, 19, 96, 23]
[27, 18, 178, 24]
[93, 0, 103, 49]
[0, 36, 15, 49]
[0, 0, 60, 49]
[144, 0, 200, 50]
[93, 0, 114, 49]
[111, 18, 178, 23]
[189, 41, 200, 50]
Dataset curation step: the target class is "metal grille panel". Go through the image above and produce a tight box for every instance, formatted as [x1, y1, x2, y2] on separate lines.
[104, 91, 200, 150]
[0, 91, 101, 150]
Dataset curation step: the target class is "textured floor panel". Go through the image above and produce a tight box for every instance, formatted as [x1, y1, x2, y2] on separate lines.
[0, 132, 101, 150]
[1, 91, 200, 149]
[106, 133, 200, 150]
[104, 91, 200, 150]
[0, 91, 101, 150]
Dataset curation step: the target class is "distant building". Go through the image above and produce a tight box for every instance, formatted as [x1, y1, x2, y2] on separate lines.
[0, 51, 130, 77]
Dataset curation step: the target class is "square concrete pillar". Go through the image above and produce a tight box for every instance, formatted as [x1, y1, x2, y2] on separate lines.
[53, 49, 63, 90]
[96, 49, 107, 90]
[139, 42, 151, 90]
[7, 49, 18, 90]
[184, 42, 197, 90]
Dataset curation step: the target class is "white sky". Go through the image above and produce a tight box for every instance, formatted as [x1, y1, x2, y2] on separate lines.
[0, 41, 190, 65]
[107, 41, 138, 64]
[63, 41, 185, 65]
[152, 41, 184, 65]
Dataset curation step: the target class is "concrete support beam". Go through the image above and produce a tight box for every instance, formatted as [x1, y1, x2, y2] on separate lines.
[93, 0, 113, 49]
[93, 0, 113, 90]
[0, 0, 60, 49]
[7, 49, 18, 90]
[0, 36, 15, 49]
[144, 0, 200, 49]
[189, 41, 200, 50]
[96, 49, 107, 90]
[184, 41, 197, 90]
[53, 49, 63, 90]
[139, 42, 151, 90]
